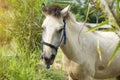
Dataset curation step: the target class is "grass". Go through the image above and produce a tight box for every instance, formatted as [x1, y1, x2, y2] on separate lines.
[0, 1, 66, 79]
[0, 39, 116, 80]
[0, 0, 118, 80]
[0, 40, 66, 80]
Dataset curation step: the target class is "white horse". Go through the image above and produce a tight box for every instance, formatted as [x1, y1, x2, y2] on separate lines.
[41, 4, 120, 80]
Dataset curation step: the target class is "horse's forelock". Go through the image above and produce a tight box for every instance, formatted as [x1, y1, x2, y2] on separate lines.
[44, 4, 63, 17]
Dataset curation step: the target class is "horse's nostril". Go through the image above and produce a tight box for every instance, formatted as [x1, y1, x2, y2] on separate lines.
[51, 54, 55, 59]
[44, 57, 49, 62]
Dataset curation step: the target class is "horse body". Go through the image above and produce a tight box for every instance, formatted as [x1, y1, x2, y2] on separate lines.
[61, 20, 120, 79]
[95, 32, 120, 78]
[41, 4, 120, 80]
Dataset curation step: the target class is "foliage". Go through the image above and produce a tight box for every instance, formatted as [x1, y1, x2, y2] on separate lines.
[9, 0, 43, 51]
[0, 0, 65, 80]
[0, 0, 119, 80]
[88, 0, 120, 65]
[108, 41, 120, 66]
[0, 42, 65, 80]
[47, 0, 105, 23]
[71, 2, 105, 23]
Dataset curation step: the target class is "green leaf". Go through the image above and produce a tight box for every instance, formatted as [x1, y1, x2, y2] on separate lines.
[97, 40, 102, 61]
[99, 14, 107, 19]
[85, 20, 109, 33]
[54, 1, 71, 4]
[89, 9, 96, 14]
[84, 3, 90, 23]
[108, 41, 120, 66]
[109, 18, 120, 29]
[116, 0, 120, 18]
[52, 0, 74, 6]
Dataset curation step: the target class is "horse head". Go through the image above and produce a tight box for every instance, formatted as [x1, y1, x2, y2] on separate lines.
[41, 4, 70, 68]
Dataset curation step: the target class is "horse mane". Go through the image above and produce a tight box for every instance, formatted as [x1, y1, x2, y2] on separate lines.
[42, 4, 71, 19]
[45, 5, 92, 29]
[42, 4, 63, 17]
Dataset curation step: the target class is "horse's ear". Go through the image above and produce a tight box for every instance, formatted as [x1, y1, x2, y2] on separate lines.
[61, 5, 70, 17]
[42, 3, 48, 15]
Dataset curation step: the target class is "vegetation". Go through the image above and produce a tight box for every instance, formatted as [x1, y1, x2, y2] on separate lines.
[0, 0, 65, 80]
[0, 0, 119, 80]
[87, 0, 120, 65]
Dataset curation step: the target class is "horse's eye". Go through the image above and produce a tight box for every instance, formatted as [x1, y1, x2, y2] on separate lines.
[41, 26, 46, 31]
[58, 28, 63, 33]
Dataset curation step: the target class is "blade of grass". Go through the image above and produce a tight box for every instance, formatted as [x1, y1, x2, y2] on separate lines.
[97, 39, 102, 61]
[116, 0, 120, 18]
[84, 3, 91, 23]
[116, 0, 120, 26]
[54, 1, 71, 4]
[86, 20, 109, 33]
[108, 41, 120, 66]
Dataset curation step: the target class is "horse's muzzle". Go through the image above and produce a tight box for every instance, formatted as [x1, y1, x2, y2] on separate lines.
[41, 53, 56, 65]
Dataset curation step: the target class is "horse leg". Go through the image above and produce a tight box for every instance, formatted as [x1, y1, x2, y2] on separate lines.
[68, 62, 95, 80]
[68, 75, 73, 80]
[69, 73, 94, 80]
[62, 55, 95, 80]
[81, 75, 94, 80]
[116, 76, 120, 80]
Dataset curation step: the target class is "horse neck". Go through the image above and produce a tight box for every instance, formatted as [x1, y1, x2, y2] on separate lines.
[60, 13, 84, 61]
[60, 13, 120, 64]
[60, 12, 97, 62]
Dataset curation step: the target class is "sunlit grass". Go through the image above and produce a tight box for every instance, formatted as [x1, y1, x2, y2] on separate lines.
[0, 40, 66, 80]
[0, 5, 14, 47]
[0, 0, 66, 79]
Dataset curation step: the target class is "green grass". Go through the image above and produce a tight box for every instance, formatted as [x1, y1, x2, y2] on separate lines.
[0, 40, 66, 80]
[0, 40, 116, 80]
[0, 1, 118, 80]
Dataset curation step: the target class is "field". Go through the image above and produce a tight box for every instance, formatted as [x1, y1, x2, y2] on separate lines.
[0, 40, 67, 80]
[0, 41, 116, 80]
[0, 0, 119, 80]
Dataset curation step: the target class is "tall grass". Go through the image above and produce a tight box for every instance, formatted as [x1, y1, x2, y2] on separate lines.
[0, 40, 65, 80]
[0, 0, 66, 80]
[0, 0, 118, 80]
